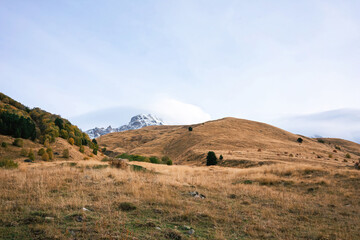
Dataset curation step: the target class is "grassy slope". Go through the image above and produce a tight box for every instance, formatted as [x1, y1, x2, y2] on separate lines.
[98, 117, 359, 167]
[0, 135, 102, 163]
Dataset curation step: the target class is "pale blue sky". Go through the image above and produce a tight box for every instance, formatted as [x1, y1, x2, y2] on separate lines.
[1, 1, 360, 139]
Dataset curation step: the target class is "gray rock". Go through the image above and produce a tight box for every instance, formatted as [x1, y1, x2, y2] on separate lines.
[187, 229, 195, 235]
[45, 217, 54, 221]
[183, 225, 191, 230]
[189, 191, 206, 199]
[155, 227, 161, 231]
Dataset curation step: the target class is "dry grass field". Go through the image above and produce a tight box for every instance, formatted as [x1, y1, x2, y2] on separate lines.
[1, 118, 360, 239]
[1, 158, 359, 240]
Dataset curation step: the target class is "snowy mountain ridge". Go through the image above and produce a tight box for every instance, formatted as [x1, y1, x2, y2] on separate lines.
[85, 114, 164, 139]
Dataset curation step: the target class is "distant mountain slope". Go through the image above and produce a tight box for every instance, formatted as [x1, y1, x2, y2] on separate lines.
[274, 109, 360, 143]
[98, 117, 359, 166]
[86, 114, 164, 138]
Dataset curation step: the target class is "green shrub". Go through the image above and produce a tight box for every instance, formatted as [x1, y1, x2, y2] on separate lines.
[317, 139, 325, 144]
[20, 148, 28, 157]
[345, 153, 351, 159]
[161, 156, 173, 165]
[117, 202, 136, 211]
[79, 145, 84, 153]
[149, 156, 160, 164]
[28, 149, 35, 161]
[206, 151, 217, 166]
[38, 148, 45, 156]
[68, 138, 74, 145]
[101, 147, 106, 152]
[131, 165, 147, 172]
[1, 142, 7, 148]
[63, 149, 70, 158]
[0, 157, 18, 169]
[101, 157, 110, 162]
[118, 153, 147, 162]
[219, 155, 224, 160]
[297, 138, 303, 143]
[46, 148, 53, 160]
[188, 126, 193, 131]
[13, 138, 23, 147]
[335, 146, 341, 150]
[42, 152, 49, 161]
[93, 148, 98, 155]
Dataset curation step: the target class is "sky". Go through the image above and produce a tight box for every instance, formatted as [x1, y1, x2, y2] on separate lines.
[1, 1, 360, 140]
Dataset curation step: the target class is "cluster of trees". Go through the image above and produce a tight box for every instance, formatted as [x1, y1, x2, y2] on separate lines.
[206, 152, 223, 166]
[30, 108, 91, 146]
[0, 112, 36, 140]
[1, 93, 97, 152]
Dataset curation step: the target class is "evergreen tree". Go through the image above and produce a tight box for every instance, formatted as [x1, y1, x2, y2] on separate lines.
[206, 151, 217, 166]
[55, 117, 64, 130]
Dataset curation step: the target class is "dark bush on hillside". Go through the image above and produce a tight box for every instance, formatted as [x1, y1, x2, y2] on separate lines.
[149, 156, 160, 164]
[206, 151, 217, 166]
[117, 202, 136, 211]
[12, 138, 23, 147]
[46, 148, 53, 160]
[28, 149, 35, 161]
[1, 142, 7, 148]
[317, 139, 325, 144]
[345, 153, 351, 159]
[188, 126, 193, 131]
[38, 148, 45, 156]
[68, 138, 74, 145]
[20, 148, 28, 157]
[42, 152, 49, 161]
[162, 156, 173, 165]
[131, 165, 147, 172]
[219, 155, 224, 160]
[79, 145, 84, 153]
[54, 117, 63, 130]
[0, 157, 18, 169]
[297, 138, 303, 143]
[92, 139, 97, 144]
[93, 148, 98, 155]
[63, 149, 70, 158]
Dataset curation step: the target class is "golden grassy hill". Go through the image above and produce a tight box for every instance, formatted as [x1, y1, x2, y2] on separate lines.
[98, 117, 359, 167]
[0, 134, 102, 163]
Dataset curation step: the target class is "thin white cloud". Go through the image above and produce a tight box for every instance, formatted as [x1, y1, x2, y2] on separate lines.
[272, 109, 360, 143]
[148, 98, 211, 125]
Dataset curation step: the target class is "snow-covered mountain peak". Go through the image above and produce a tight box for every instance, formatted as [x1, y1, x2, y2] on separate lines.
[85, 114, 164, 139]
